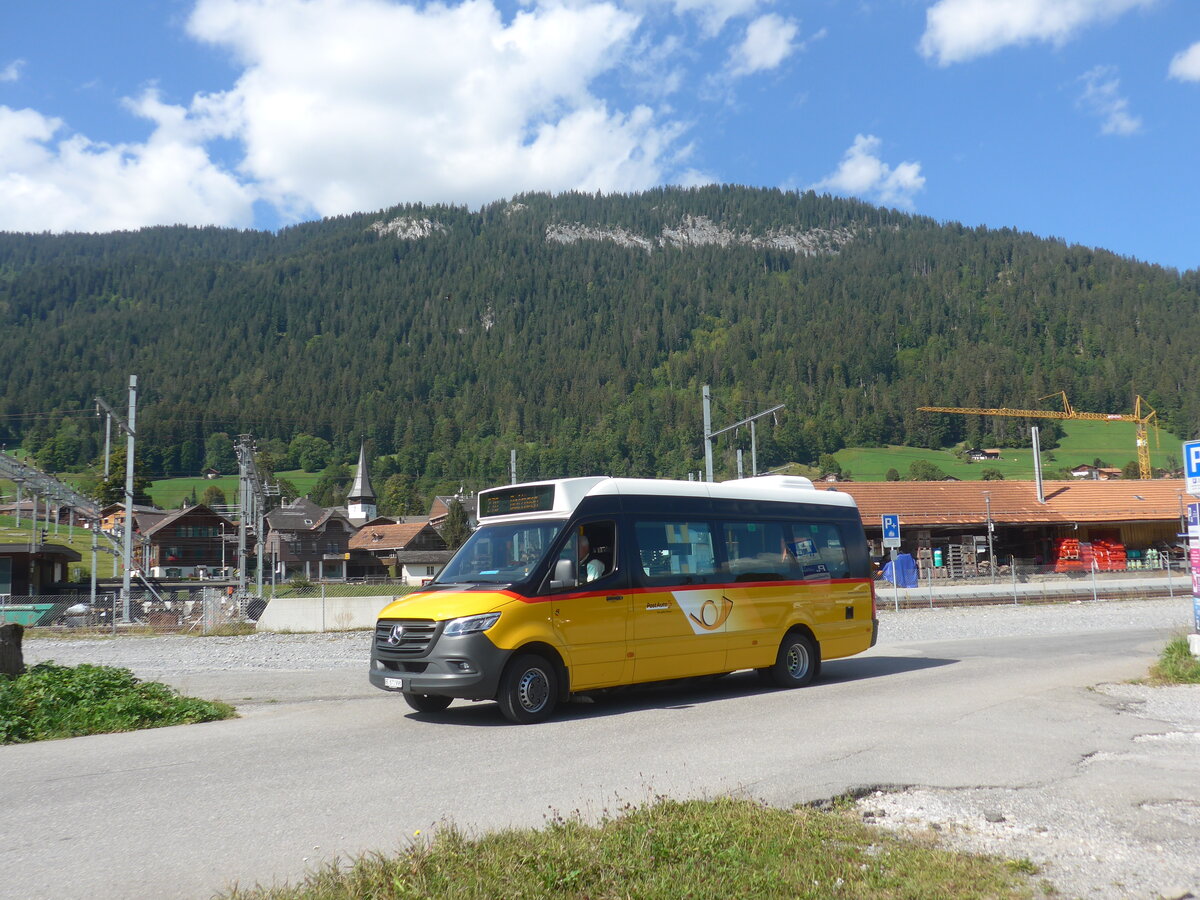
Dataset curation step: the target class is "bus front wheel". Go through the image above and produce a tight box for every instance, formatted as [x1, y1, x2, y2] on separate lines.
[761, 631, 819, 688]
[497, 654, 558, 724]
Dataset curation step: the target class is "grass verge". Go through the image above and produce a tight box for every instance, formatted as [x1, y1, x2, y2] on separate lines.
[0, 662, 236, 743]
[1148, 634, 1200, 684]
[219, 797, 1037, 899]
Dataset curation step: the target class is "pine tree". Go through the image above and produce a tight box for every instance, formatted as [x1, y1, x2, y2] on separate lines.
[441, 499, 470, 550]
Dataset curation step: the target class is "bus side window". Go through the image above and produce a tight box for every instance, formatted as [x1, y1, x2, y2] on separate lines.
[790, 523, 849, 580]
[635, 521, 719, 583]
[580, 521, 617, 582]
[725, 520, 795, 581]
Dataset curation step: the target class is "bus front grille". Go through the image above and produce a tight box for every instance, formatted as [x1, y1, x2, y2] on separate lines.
[374, 619, 438, 656]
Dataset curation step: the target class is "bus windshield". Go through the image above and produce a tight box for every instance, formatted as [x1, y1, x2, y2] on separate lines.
[435, 520, 565, 584]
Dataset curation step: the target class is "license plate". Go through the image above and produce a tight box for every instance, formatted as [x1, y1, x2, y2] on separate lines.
[384, 677, 403, 689]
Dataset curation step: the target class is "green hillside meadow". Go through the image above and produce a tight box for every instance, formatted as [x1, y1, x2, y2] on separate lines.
[834, 420, 1182, 481]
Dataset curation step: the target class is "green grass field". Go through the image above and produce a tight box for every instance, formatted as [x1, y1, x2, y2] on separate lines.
[145, 470, 323, 508]
[831, 420, 1181, 482]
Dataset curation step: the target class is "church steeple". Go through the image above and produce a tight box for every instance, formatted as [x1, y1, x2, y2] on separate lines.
[347, 441, 377, 522]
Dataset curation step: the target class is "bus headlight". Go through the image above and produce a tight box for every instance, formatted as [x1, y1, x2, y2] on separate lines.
[443, 612, 501, 636]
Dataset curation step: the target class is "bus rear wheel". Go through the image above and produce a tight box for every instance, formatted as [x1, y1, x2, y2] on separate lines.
[497, 654, 558, 724]
[761, 631, 819, 688]
[404, 693, 453, 713]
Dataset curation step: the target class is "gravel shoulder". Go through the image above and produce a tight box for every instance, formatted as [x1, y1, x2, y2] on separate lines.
[865, 598, 1200, 900]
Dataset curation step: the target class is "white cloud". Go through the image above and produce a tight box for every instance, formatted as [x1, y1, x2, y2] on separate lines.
[1077, 65, 1141, 136]
[0, 99, 256, 233]
[186, 0, 685, 219]
[1, 60, 24, 83]
[811, 134, 925, 209]
[919, 0, 1154, 66]
[1169, 41, 1200, 82]
[727, 13, 799, 77]
[670, 0, 761, 37]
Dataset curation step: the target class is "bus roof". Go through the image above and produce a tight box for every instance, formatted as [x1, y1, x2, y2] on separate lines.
[476, 475, 858, 523]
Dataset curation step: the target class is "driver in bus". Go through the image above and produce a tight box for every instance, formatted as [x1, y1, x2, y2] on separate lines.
[578, 531, 607, 582]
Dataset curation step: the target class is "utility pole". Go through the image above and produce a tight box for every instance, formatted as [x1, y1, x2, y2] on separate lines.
[235, 435, 278, 601]
[121, 376, 137, 621]
[703, 386, 714, 483]
[96, 383, 139, 621]
[701, 385, 784, 482]
[237, 449, 248, 595]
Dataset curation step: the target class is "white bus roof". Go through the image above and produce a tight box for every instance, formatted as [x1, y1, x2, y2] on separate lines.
[476, 475, 858, 523]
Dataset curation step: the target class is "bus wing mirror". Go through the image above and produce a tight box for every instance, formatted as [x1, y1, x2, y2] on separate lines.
[549, 558, 576, 589]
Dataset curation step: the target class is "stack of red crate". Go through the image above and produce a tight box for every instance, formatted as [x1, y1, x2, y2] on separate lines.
[1054, 538, 1084, 572]
[1090, 540, 1127, 571]
[1054, 538, 1101, 572]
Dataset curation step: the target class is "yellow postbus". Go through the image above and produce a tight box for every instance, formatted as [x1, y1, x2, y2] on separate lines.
[369, 475, 878, 723]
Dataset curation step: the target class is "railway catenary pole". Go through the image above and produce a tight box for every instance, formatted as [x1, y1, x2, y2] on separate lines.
[120, 376, 137, 621]
[702, 385, 784, 483]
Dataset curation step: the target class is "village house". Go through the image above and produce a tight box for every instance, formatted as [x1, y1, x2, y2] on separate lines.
[140, 504, 235, 579]
[99, 503, 165, 534]
[1069, 464, 1124, 480]
[347, 521, 453, 584]
[263, 497, 356, 582]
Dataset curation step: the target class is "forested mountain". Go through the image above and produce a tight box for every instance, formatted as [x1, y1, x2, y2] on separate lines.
[2, 186, 1198, 493]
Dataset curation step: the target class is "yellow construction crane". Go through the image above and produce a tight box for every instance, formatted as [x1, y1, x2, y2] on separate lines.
[917, 392, 1159, 479]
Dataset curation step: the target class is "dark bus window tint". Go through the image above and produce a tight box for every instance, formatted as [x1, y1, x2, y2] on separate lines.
[723, 520, 797, 581]
[788, 522, 850, 580]
[635, 521, 719, 582]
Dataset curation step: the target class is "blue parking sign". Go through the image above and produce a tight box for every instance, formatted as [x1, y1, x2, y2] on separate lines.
[881, 514, 901, 548]
[1186, 440, 1200, 496]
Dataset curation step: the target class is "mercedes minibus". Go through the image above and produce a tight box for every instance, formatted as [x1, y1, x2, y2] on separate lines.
[369, 475, 878, 723]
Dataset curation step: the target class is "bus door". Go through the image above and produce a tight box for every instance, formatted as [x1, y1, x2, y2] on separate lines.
[631, 519, 727, 681]
[544, 520, 631, 690]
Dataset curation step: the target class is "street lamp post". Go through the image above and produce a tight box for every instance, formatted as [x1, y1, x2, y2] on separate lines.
[983, 492, 996, 583]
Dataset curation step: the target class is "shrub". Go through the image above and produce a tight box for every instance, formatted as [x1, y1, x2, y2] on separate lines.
[0, 662, 235, 744]
[1149, 636, 1200, 684]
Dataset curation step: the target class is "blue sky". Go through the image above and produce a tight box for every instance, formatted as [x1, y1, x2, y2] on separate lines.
[2, 0, 1197, 271]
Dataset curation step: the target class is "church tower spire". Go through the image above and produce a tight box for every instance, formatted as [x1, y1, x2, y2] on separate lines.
[347, 441, 377, 522]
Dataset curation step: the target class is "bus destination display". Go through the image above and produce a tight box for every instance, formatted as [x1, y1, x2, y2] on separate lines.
[479, 485, 556, 518]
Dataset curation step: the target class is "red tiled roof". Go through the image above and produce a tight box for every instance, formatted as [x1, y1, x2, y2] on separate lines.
[348, 522, 434, 551]
[815, 479, 1189, 527]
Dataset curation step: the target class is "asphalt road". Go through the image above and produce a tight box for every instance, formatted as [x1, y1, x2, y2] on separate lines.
[1, 620, 1194, 899]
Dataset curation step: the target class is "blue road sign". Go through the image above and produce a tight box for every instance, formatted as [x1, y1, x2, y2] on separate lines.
[1185, 440, 1200, 496]
[881, 514, 901, 548]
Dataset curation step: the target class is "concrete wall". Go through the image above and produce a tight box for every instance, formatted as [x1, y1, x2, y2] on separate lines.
[254, 594, 395, 632]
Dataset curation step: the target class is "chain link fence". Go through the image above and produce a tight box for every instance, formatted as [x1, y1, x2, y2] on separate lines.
[0, 588, 266, 635]
[876, 557, 1191, 610]
[0, 580, 416, 636]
